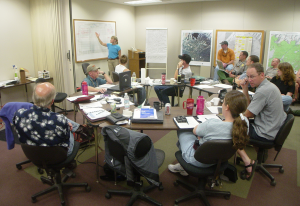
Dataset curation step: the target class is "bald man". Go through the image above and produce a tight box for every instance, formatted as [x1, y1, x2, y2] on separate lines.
[13, 82, 89, 156]
[265, 58, 280, 80]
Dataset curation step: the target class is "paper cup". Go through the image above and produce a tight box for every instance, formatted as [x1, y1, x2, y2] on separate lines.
[213, 98, 220, 106]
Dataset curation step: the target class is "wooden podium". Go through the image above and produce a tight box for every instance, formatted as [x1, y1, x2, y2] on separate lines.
[128, 49, 145, 78]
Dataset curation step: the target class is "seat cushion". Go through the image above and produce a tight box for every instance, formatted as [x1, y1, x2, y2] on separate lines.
[155, 149, 165, 168]
[54, 92, 67, 103]
[175, 150, 228, 177]
[249, 138, 275, 149]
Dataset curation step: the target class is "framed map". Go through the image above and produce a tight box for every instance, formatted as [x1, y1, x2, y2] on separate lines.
[214, 30, 265, 66]
[181, 30, 213, 66]
[267, 31, 300, 71]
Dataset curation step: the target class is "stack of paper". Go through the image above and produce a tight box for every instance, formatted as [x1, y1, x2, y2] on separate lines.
[84, 108, 110, 120]
[79, 101, 102, 109]
[173, 116, 199, 129]
[197, 114, 220, 123]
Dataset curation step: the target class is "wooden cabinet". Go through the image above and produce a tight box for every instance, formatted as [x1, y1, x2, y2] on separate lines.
[128, 49, 145, 78]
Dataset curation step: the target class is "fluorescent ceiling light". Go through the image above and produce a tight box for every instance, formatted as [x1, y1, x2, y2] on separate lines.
[124, 0, 162, 5]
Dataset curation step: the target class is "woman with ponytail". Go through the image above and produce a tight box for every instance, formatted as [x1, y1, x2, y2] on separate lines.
[168, 90, 249, 176]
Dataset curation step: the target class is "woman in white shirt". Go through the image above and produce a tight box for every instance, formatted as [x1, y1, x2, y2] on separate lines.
[115, 55, 129, 74]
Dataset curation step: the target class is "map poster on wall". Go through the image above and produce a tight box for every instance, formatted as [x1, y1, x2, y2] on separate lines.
[73, 19, 116, 62]
[181, 30, 213, 66]
[234, 36, 252, 63]
[267, 31, 300, 71]
[215, 30, 265, 67]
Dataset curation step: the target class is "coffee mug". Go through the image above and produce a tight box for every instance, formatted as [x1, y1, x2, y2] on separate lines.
[213, 97, 220, 106]
[170, 78, 175, 85]
[182, 98, 194, 115]
[177, 75, 181, 83]
[190, 77, 196, 86]
[153, 101, 160, 111]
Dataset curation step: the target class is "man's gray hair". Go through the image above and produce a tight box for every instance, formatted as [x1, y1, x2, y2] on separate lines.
[32, 84, 56, 107]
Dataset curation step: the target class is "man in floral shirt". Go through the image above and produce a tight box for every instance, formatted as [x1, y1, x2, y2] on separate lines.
[13, 82, 79, 156]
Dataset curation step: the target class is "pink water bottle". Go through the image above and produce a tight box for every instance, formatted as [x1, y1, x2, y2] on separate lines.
[196, 96, 205, 115]
[161, 73, 166, 85]
[81, 81, 88, 95]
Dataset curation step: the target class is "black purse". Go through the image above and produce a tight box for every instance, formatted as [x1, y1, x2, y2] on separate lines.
[223, 163, 238, 183]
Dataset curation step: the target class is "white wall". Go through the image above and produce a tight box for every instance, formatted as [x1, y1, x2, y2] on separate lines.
[135, 0, 300, 79]
[71, 0, 136, 87]
[0, 0, 35, 104]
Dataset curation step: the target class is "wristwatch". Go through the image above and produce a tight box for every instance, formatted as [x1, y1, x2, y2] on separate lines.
[102, 72, 105, 75]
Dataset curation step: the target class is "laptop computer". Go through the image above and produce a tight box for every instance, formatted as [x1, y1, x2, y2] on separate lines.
[108, 70, 131, 91]
[216, 60, 229, 74]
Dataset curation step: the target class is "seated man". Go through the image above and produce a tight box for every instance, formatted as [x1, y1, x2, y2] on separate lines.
[115, 55, 146, 105]
[234, 55, 259, 87]
[217, 51, 248, 84]
[237, 63, 286, 180]
[213, 41, 235, 81]
[13, 82, 91, 156]
[83, 64, 113, 93]
[154, 54, 192, 105]
[265, 58, 280, 80]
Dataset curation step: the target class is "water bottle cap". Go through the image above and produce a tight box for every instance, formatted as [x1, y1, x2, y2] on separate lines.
[82, 81, 87, 85]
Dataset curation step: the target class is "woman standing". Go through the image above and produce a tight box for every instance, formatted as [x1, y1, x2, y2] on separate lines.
[95, 32, 121, 80]
[270, 62, 295, 111]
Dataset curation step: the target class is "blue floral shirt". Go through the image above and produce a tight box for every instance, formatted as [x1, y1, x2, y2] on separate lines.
[13, 105, 70, 148]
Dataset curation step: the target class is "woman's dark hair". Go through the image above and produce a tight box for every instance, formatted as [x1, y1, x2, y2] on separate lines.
[277, 62, 295, 86]
[224, 90, 249, 150]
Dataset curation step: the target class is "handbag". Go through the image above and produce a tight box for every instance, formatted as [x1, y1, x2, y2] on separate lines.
[223, 163, 238, 183]
[106, 112, 127, 124]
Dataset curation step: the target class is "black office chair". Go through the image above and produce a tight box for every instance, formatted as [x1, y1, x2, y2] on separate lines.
[21, 141, 91, 205]
[238, 114, 294, 186]
[82, 62, 90, 77]
[173, 140, 236, 206]
[103, 126, 165, 206]
[112, 72, 119, 82]
[35, 78, 68, 114]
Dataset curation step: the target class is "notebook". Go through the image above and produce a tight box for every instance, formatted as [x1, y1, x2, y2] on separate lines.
[108, 71, 131, 91]
[217, 60, 229, 74]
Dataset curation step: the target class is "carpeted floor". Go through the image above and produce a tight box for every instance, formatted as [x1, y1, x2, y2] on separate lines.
[0, 89, 300, 205]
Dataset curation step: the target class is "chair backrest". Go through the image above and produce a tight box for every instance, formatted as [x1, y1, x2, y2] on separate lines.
[107, 135, 152, 163]
[194, 139, 236, 164]
[82, 63, 90, 76]
[21, 144, 67, 168]
[36, 78, 47, 84]
[112, 72, 119, 82]
[274, 114, 294, 150]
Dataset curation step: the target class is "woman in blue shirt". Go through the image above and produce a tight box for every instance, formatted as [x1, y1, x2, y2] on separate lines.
[95, 32, 121, 81]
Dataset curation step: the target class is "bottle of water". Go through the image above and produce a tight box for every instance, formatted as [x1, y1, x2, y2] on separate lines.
[81, 81, 88, 95]
[131, 72, 136, 82]
[13, 65, 19, 81]
[124, 93, 130, 110]
[196, 96, 205, 115]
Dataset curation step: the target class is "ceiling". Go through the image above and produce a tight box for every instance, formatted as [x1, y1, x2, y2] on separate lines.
[97, 0, 228, 7]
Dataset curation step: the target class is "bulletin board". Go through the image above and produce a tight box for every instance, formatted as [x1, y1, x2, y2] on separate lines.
[73, 19, 116, 62]
[214, 30, 265, 66]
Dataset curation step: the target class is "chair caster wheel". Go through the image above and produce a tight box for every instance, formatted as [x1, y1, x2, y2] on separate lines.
[173, 181, 179, 187]
[61, 201, 65, 206]
[16, 165, 22, 170]
[279, 168, 284, 173]
[225, 194, 231, 200]
[271, 180, 276, 186]
[31, 197, 37, 203]
[105, 193, 111, 199]
[38, 168, 44, 174]
[159, 185, 164, 191]
[85, 186, 91, 192]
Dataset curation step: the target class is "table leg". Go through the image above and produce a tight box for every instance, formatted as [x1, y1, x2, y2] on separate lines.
[94, 126, 100, 183]
[199, 90, 202, 96]
[144, 85, 150, 106]
[25, 84, 29, 102]
[177, 86, 180, 106]
[73, 104, 77, 122]
[189, 87, 193, 98]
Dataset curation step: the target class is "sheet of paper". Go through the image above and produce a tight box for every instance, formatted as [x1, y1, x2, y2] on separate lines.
[213, 84, 232, 89]
[79, 101, 102, 109]
[84, 108, 110, 120]
[200, 81, 211, 84]
[193, 85, 214, 89]
[67, 95, 88, 101]
[197, 114, 220, 123]
[207, 106, 222, 114]
[237, 90, 255, 96]
[97, 84, 116, 88]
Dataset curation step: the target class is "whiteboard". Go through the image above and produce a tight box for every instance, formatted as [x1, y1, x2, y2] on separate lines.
[73, 19, 116, 62]
[214, 30, 265, 66]
[146, 28, 168, 63]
